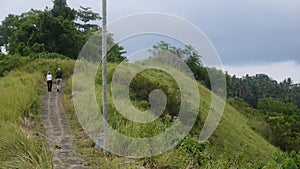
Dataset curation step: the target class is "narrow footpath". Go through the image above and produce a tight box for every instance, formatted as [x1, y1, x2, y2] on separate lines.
[41, 90, 89, 169]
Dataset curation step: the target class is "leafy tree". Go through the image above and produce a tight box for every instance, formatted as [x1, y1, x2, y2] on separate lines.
[50, 0, 76, 21]
[0, 1, 105, 59]
[227, 73, 287, 108]
[150, 41, 210, 86]
[76, 6, 101, 33]
[107, 44, 127, 63]
[5, 10, 41, 55]
[3, 10, 84, 58]
[257, 98, 300, 151]
[291, 84, 300, 108]
[258, 98, 299, 115]
[79, 31, 126, 63]
[151, 41, 202, 62]
[279, 78, 293, 102]
[0, 14, 20, 47]
[38, 14, 84, 58]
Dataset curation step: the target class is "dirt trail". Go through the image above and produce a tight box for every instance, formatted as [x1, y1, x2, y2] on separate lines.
[41, 91, 89, 169]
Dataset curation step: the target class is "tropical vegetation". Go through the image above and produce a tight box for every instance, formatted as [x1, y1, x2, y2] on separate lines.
[0, 0, 299, 168]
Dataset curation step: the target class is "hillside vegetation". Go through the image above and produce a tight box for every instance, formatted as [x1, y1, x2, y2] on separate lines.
[0, 56, 75, 168]
[0, 70, 51, 168]
[64, 62, 289, 168]
[1, 0, 299, 168]
[0, 55, 299, 168]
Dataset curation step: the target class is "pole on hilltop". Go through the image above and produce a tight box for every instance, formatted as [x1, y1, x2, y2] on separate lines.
[102, 0, 108, 155]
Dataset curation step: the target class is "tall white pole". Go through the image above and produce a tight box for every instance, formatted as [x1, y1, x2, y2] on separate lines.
[102, 0, 108, 154]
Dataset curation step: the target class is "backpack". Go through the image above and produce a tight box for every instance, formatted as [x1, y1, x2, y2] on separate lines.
[56, 70, 62, 78]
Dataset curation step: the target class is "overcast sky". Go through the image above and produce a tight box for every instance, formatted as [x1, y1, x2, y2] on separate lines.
[1, 0, 300, 83]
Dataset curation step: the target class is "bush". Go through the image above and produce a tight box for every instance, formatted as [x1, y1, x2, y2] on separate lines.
[0, 54, 70, 77]
[28, 52, 68, 59]
[0, 55, 31, 76]
[21, 58, 75, 80]
[178, 137, 211, 166]
[264, 151, 300, 169]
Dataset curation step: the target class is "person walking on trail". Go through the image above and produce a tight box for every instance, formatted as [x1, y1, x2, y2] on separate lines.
[56, 68, 63, 92]
[46, 71, 53, 92]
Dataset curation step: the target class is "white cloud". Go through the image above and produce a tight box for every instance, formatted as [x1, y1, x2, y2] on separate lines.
[223, 61, 300, 83]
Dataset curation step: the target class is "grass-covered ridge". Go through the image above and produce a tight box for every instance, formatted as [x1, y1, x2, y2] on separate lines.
[1, 56, 298, 168]
[65, 62, 281, 168]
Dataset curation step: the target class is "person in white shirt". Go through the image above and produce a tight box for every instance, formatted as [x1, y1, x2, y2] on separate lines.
[46, 71, 53, 92]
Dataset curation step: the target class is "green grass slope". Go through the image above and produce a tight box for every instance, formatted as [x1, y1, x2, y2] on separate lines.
[198, 84, 278, 161]
[3, 58, 278, 168]
[67, 62, 278, 168]
[111, 62, 278, 160]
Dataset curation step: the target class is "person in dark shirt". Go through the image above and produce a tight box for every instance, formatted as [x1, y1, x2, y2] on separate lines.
[55, 68, 62, 92]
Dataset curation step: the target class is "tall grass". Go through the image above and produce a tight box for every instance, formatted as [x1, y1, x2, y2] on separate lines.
[21, 58, 75, 79]
[0, 71, 52, 168]
[0, 71, 40, 122]
[0, 121, 51, 169]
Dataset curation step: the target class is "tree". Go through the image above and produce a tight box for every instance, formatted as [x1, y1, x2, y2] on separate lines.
[150, 41, 207, 84]
[107, 44, 127, 63]
[151, 41, 201, 62]
[256, 97, 300, 151]
[291, 84, 300, 108]
[0, 1, 98, 58]
[50, 0, 76, 21]
[76, 6, 101, 33]
[0, 14, 20, 47]
[4, 10, 84, 58]
[5, 10, 43, 55]
[0, 0, 125, 60]
[184, 45, 202, 66]
[39, 15, 84, 58]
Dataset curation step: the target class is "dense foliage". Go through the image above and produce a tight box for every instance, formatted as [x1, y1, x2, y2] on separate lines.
[0, 0, 126, 61]
[258, 98, 300, 151]
[227, 74, 300, 109]
[225, 75, 300, 152]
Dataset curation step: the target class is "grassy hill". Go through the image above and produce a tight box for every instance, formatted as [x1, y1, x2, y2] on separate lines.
[199, 84, 278, 161]
[0, 57, 291, 168]
[64, 62, 280, 168]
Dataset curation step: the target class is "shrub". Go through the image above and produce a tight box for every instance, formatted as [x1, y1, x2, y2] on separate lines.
[264, 151, 300, 169]
[0, 55, 31, 76]
[28, 52, 68, 59]
[178, 137, 211, 166]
